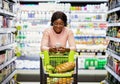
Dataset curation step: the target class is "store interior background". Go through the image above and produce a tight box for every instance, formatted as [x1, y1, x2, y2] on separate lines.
[0, 0, 120, 84]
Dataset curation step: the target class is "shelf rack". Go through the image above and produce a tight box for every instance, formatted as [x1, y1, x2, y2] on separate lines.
[105, 66, 120, 82]
[1, 70, 17, 84]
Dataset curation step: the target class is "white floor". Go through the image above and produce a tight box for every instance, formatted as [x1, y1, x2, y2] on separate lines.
[20, 82, 100, 84]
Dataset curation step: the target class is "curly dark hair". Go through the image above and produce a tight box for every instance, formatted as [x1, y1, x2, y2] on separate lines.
[51, 11, 67, 26]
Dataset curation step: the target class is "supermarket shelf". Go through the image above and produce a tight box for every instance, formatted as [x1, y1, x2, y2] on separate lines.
[108, 23, 120, 27]
[106, 49, 120, 60]
[19, 0, 56, 2]
[75, 35, 106, 38]
[71, 21, 107, 23]
[0, 57, 17, 70]
[78, 69, 107, 75]
[1, 70, 17, 84]
[105, 66, 120, 82]
[0, 28, 16, 33]
[71, 11, 107, 14]
[19, 28, 42, 32]
[77, 50, 106, 55]
[17, 69, 106, 76]
[101, 80, 109, 84]
[76, 44, 107, 51]
[17, 55, 40, 60]
[58, 0, 108, 3]
[0, 43, 17, 51]
[9, 0, 17, 3]
[106, 36, 120, 42]
[17, 69, 40, 75]
[77, 56, 107, 59]
[108, 7, 120, 14]
[0, 9, 16, 17]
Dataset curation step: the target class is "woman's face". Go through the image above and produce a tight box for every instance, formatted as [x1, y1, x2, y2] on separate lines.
[53, 19, 64, 34]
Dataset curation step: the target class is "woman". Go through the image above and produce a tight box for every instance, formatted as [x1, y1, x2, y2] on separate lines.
[41, 11, 76, 53]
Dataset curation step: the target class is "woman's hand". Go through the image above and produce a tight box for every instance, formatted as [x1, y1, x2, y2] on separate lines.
[57, 47, 66, 53]
[49, 47, 70, 53]
[49, 48, 57, 53]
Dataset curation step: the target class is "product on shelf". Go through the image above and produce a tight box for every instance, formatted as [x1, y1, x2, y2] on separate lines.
[103, 0, 120, 83]
[117, 29, 120, 38]
[0, 0, 17, 83]
[84, 58, 107, 69]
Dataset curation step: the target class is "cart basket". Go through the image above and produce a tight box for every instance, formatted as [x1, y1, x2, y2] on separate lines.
[40, 50, 77, 84]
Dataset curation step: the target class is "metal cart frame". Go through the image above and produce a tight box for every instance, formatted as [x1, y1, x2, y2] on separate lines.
[40, 50, 78, 84]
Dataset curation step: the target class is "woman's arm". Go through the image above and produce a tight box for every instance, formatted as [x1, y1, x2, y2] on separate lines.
[41, 30, 49, 51]
[68, 30, 76, 51]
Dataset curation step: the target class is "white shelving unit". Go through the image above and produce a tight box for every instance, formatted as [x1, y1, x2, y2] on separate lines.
[107, 6, 120, 14]
[58, 0, 108, 3]
[105, 66, 120, 82]
[0, 0, 17, 83]
[0, 28, 16, 33]
[0, 43, 16, 51]
[69, 0, 108, 74]
[0, 57, 17, 70]
[78, 69, 107, 75]
[103, 0, 120, 83]
[106, 36, 120, 42]
[17, 69, 39, 75]
[0, 9, 16, 17]
[108, 23, 120, 27]
[19, 0, 56, 2]
[1, 70, 17, 84]
[106, 49, 120, 60]
[69, 2, 108, 51]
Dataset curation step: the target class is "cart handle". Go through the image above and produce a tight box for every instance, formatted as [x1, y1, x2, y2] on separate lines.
[42, 50, 75, 66]
[68, 50, 75, 62]
[43, 50, 49, 66]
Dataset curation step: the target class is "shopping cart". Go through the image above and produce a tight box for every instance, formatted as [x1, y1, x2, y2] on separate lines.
[40, 50, 78, 84]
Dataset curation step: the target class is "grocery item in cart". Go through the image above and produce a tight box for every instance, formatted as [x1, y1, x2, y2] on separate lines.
[55, 62, 75, 73]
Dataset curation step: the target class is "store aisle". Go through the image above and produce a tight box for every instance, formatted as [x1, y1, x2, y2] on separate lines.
[20, 82, 100, 84]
